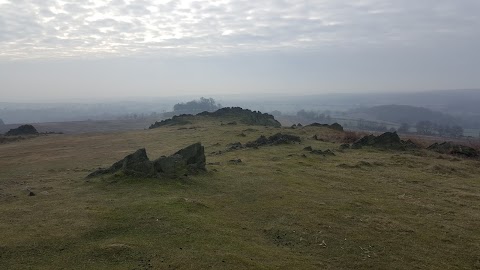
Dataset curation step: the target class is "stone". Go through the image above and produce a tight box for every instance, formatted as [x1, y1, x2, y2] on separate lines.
[310, 149, 335, 156]
[245, 133, 301, 148]
[307, 122, 344, 131]
[351, 132, 418, 150]
[87, 143, 206, 178]
[227, 142, 243, 150]
[149, 115, 192, 129]
[150, 107, 281, 129]
[198, 107, 281, 127]
[340, 144, 350, 150]
[427, 142, 479, 158]
[5, 125, 39, 136]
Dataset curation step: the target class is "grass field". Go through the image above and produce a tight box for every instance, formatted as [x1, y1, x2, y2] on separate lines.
[1, 118, 479, 269]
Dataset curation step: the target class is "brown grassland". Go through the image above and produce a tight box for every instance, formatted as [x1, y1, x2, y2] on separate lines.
[1, 117, 479, 269]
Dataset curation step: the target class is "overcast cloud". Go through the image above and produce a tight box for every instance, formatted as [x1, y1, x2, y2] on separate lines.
[1, 0, 479, 59]
[0, 0, 479, 100]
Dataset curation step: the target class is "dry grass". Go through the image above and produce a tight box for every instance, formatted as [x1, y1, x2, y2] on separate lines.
[1, 119, 480, 269]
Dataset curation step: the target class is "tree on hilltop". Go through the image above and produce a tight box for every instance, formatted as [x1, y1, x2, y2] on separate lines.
[173, 97, 222, 114]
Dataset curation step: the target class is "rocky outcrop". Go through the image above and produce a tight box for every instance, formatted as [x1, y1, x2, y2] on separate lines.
[87, 143, 206, 178]
[149, 107, 281, 129]
[339, 144, 350, 150]
[303, 146, 335, 156]
[197, 107, 281, 127]
[149, 115, 192, 129]
[245, 133, 301, 148]
[427, 142, 479, 158]
[306, 122, 344, 132]
[352, 132, 418, 150]
[310, 149, 336, 156]
[5, 125, 39, 136]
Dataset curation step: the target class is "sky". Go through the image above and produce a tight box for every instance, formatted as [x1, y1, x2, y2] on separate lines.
[1, 0, 479, 101]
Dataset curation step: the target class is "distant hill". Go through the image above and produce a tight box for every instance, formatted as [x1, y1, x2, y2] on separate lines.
[349, 105, 457, 125]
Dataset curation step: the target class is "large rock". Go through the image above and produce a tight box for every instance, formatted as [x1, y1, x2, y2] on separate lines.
[352, 132, 417, 150]
[198, 107, 281, 127]
[150, 107, 281, 129]
[245, 133, 301, 148]
[306, 122, 344, 132]
[427, 142, 479, 158]
[149, 115, 192, 129]
[87, 143, 206, 178]
[5, 124, 39, 136]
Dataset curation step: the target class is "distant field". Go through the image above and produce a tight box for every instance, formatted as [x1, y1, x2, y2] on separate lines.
[1, 118, 479, 269]
[464, 129, 480, 138]
[0, 117, 165, 135]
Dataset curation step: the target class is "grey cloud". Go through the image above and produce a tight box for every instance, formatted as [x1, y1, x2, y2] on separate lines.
[0, 0, 479, 59]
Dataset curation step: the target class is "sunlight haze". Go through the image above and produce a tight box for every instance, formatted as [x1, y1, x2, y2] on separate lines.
[1, 0, 479, 100]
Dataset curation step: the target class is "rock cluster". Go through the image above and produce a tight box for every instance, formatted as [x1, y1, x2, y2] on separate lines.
[87, 142, 206, 178]
[352, 132, 417, 150]
[5, 124, 39, 136]
[310, 149, 336, 156]
[149, 115, 192, 129]
[303, 146, 335, 156]
[149, 107, 281, 129]
[198, 107, 281, 127]
[245, 133, 301, 148]
[427, 142, 479, 158]
[306, 122, 344, 132]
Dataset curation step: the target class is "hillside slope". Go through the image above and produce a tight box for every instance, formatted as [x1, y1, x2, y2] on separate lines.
[0, 116, 479, 269]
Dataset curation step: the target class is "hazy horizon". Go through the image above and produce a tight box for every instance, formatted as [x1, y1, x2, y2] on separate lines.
[1, 0, 480, 101]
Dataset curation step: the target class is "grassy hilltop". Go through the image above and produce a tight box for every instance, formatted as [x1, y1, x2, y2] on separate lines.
[1, 115, 480, 269]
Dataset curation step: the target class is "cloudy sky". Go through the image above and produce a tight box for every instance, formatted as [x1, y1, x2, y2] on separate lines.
[1, 0, 479, 101]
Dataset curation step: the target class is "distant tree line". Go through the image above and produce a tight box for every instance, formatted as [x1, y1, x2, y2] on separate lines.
[414, 121, 464, 138]
[297, 109, 333, 124]
[173, 97, 222, 114]
[340, 118, 464, 138]
[357, 119, 389, 132]
[116, 112, 163, 120]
